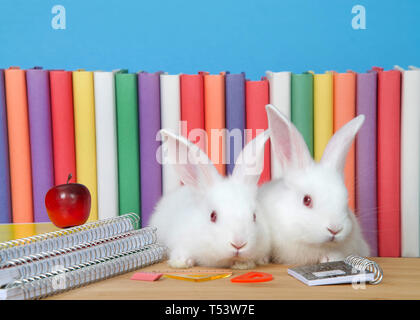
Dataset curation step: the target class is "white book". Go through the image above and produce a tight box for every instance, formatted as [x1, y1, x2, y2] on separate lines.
[93, 71, 119, 220]
[266, 71, 291, 179]
[160, 74, 181, 195]
[399, 66, 420, 257]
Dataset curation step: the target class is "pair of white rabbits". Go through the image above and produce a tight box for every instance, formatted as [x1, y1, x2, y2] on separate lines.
[150, 104, 370, 269]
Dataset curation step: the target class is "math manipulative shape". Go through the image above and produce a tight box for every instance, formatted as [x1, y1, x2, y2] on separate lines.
[163, 273, 232, 282]
[230, 272, 273, 283]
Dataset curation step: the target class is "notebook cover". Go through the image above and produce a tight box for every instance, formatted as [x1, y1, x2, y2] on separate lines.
[72, 70, 98, 222]
[225, 72, 246, 175]
[0, 70, 12, 223]
[26, 67, 54, 222]
[180, 73, 206, 151]
[313, 72, 333, 162]
[93, 71, 119, 220]
[49, 70, 77, 185]
[204, 72, 226, 175]
[4, 67, 34, 223]
[266, 71, 291, 179]
[291, 72, 314, 157]
[356, 71, 378, 256]
[375, 67, 401, 257]
[245, 78, 270, 185]
[160, 74, 181, 195]
[138, 72, 162, 227]
[400, 68, 420, 257]
[333, 71, 356, 211]
[115, 71, 141, 222]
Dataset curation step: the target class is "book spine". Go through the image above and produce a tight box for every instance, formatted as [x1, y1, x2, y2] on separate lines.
[313, 72, 333, 162]
[245, 78, 270, 185]
[49, 70, 77, 185]
[115, 71, 141, 223]
[376, 68, 401, 257]
[72, 70, 98, 222]
[204, 73, 226, 175]
[4, 67, 34, 223]
[401, 69, 420, 257]
[160, 74, 181, 195]
[266, 71, 291, 179]
[138, 72, 162, 227]
[26, 67, 54, 222]
[0, 70, 12, 223]
[291, 72, 314, 157]
[356, 71, 378, 256]
[93, 71, 119, 220]
[333, 71, 356, 211]
[225, 73, 246, 175]
[180, 74, 206, 151]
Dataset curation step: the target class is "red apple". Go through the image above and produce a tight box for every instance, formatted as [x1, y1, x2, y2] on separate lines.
[45, 174, 91, 228]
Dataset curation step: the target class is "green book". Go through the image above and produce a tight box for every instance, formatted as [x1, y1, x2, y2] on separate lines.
[115, 70, 141, 223]
[291, 72, 314, 157]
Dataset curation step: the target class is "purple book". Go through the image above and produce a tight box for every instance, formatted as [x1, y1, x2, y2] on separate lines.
[225, 72, 246, 175]
[0, 70, 12, 223]
[26, 67, 54, 222]
[138, 71, 162, 227]
[356, 71, 378, 256]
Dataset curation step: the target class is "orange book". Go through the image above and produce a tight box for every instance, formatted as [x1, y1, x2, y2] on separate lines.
[4, 67, 34, 223]
[245, 78, 270, 184]
[333, 71, 356, 211]
[203, 72, 226, 175]
[180, 73, 206, 151]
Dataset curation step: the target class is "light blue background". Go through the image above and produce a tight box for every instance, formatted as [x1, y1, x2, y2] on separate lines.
[0, 0, 419, 79]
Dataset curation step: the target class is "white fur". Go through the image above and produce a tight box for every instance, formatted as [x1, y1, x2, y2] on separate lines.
[149, 130, 271, 269]
[258, 105, 370, 265]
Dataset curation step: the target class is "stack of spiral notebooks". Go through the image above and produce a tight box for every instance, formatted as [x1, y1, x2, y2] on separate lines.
[0, 213, 166, 300]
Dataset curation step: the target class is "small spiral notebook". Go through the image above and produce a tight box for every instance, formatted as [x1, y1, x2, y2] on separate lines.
[288, 255, 383, 286]
[0, 213, 167, 299]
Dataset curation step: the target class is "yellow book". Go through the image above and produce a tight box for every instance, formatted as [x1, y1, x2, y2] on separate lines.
[313, 72, 333, 162]
[72, 70, 98, 221]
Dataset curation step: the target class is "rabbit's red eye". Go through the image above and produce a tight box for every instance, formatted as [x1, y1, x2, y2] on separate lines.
[210, 211, 217, 223]
[253, 213, 256, 222]
[303, 195, 313, 208]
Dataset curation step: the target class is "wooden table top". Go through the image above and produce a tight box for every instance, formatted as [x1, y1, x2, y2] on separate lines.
[47, 257, 420, 300]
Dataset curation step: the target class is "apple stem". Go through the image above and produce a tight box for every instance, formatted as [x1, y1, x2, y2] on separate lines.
[67, 173, 72, 184]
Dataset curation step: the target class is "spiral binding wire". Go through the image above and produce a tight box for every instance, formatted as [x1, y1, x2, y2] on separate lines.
[5, 244, 166, 300]
[344, 255, 383, 284]
[0, 213, 140, 266]
[0, 227, 157, 283]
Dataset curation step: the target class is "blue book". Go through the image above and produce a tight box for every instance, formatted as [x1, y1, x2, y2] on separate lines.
[225, 72, 246, 175]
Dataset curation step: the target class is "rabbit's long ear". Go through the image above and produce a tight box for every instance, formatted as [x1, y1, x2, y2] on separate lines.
[266, 104, 313, 171]
[160, 129, 221, 188]
[232, 130, 270, 185]
[320, 115, 365, 173]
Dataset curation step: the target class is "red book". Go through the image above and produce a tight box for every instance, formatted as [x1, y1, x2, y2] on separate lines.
[49, 70, 77, 185]
[245, 78, 270, 184]
[180, 73, 206, 151]
[374, 67, 401, 257]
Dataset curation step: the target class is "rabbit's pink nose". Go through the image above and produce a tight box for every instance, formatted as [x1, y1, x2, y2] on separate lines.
[327, 227, 342, 235]
[231, 242, 247, 250]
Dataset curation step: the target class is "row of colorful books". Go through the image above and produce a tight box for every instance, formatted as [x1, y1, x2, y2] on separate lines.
[0, 66, 419, 258]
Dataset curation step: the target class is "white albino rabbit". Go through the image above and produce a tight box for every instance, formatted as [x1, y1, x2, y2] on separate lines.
[149, 129, 271, 269]
[258, 104, 370, 265]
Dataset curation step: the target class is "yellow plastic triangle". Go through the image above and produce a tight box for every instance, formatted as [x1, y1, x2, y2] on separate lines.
[163, 273, 232, 282]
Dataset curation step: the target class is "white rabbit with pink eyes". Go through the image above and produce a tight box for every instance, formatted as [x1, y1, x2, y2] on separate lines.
[149, 129, 271, 269]
[258, 104, 370, 265]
